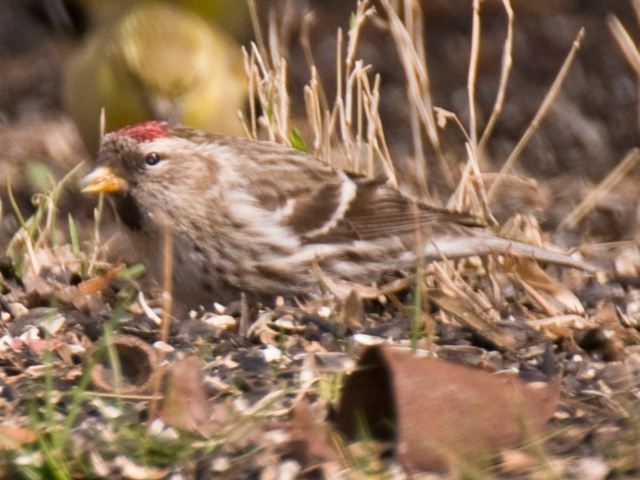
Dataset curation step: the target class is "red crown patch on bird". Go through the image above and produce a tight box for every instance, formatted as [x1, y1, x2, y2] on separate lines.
[116, 121, 169, 142]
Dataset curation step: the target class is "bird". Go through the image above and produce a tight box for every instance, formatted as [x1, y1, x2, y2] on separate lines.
[80, 121, 592, 307]
[62, 3, 247, 153]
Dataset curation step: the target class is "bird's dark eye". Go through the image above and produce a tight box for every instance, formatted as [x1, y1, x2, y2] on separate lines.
[145, 152, 161, 166]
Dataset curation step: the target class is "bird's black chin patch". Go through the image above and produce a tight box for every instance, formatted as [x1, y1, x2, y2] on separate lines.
[115, 193, 144, 231]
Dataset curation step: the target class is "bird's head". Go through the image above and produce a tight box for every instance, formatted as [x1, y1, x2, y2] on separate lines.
[81, 121, 172, 194]
[80, 121, 223, 229]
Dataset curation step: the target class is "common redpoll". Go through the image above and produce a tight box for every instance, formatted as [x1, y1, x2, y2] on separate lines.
[81, 121, 591, 306]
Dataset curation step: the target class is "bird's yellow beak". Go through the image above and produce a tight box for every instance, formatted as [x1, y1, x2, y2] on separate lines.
[80, 166, 128, 193]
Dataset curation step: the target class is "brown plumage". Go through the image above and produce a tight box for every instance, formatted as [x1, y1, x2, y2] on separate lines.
[81, 121, 591, 306]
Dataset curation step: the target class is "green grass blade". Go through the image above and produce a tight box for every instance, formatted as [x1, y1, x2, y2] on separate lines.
[67, 214, 80, 256]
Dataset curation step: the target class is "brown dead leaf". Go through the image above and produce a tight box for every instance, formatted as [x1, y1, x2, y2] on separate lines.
[76, 265, 124, 296]
[427, 289, 519, 351]
[160, 355, 228, 436]
[338, 290, 365, 330]
[337, 346, 559, 472]
[0, 424, 37, 449]
[285, 399, 341, 471]
[19, 270, 55, 303]
[507, 257, 584, 314]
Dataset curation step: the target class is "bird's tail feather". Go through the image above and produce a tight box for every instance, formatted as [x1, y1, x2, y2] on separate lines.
[423, 234, 595, 272]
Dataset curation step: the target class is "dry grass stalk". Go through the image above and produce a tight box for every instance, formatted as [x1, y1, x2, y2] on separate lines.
[160, 221, 173, 343]
[447, 143, 496, 224]
[467, 0, 482, 147]
[243, 0, 396, 184]
[6, 162, 85, 278]
[242, 42, 289, 143]
[380, 0, 450, 192]
[247, 0, 267, 68]
[327, 2, 396, 182]
[634, 0, 640, 25]
[514, 275, 561, 317]
[299, 13, 327, 112]
[434, 261, 495, 319]
[489, 27, 586, 200]
[147, 217, 174, 424]
[440, 0, 496, 223]
[608, 14, 640, 77]
[22, 230, 41, 276]
[609, 5, 640, 134]
[478, 0, 514, 152]
[528, 314, 586, 329]
[559, 148, 640, 230]
[429, 263, 518, 350]
[383, 0, 510, 221]
[240, 48, 255, 139]
[242, 0, 532, 234]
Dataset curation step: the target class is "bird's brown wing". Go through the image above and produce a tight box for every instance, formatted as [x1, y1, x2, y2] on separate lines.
[279, 173, 486, 244]
[218, 136, 485, 243]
